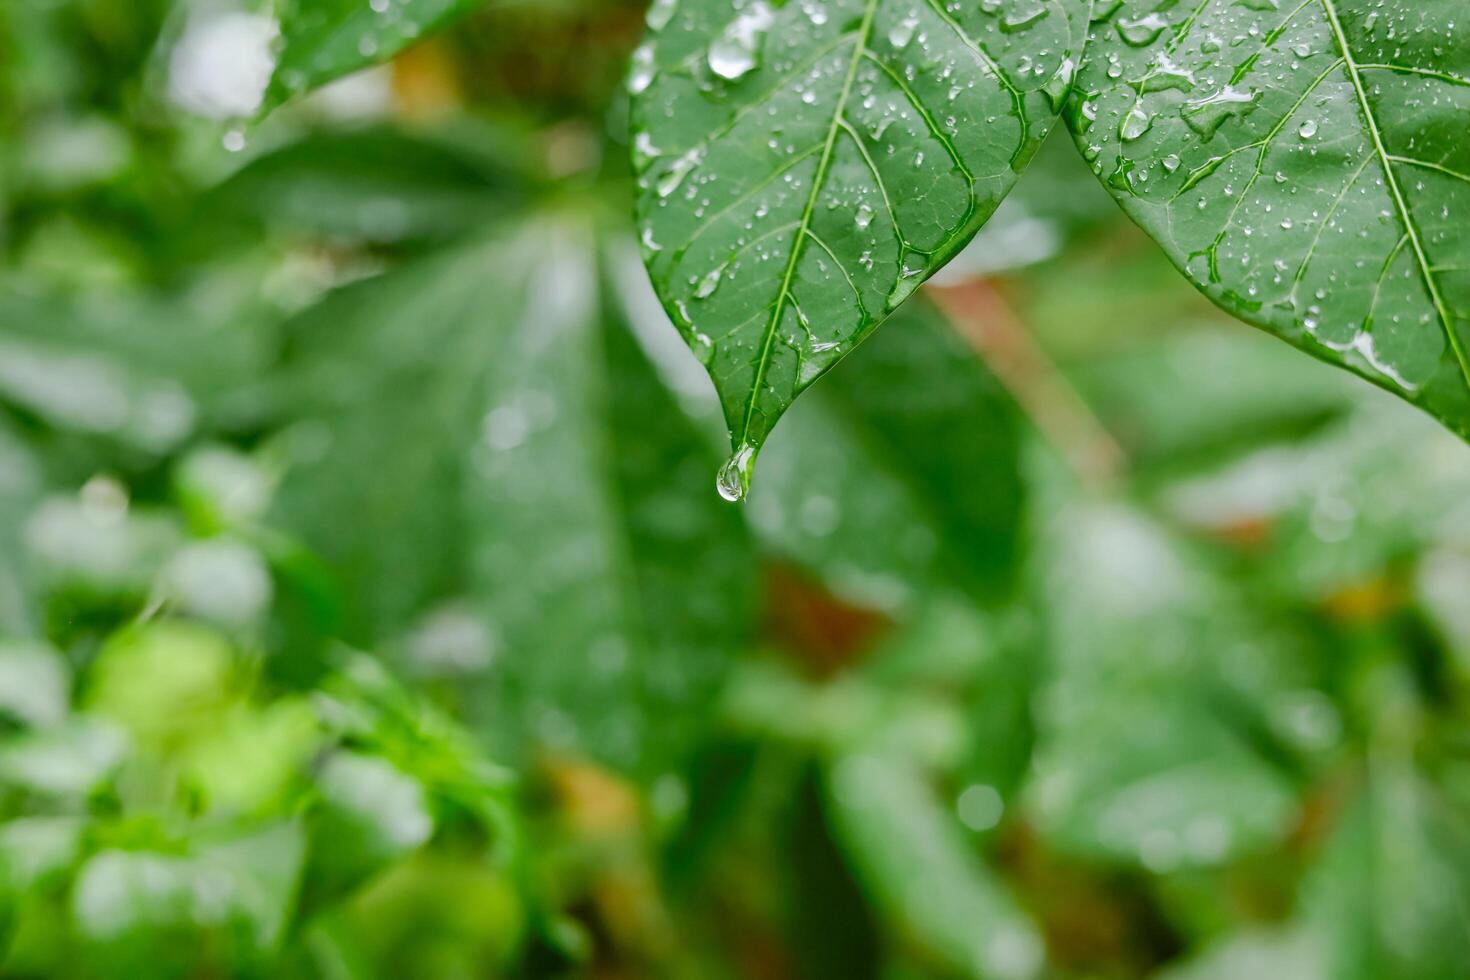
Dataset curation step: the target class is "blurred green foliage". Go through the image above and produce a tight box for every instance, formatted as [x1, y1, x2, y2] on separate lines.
[0, 1, 1467, 979]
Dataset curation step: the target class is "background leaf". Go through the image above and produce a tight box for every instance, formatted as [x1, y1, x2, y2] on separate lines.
[274, 220, 756, 774]
[266, 0, 494, 111]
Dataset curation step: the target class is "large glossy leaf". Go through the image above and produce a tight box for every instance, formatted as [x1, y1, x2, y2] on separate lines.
[1071, 0, 1470, 440]
[273, 220, 755, 774]
[631, 0, 1090, 495]
[265, 0, 492, 110]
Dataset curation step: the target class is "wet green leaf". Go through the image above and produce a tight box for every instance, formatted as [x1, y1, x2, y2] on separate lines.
[1072, 0, 1470, 441]
[631, 0, 1089, 494]
[266, 0, 491, 111]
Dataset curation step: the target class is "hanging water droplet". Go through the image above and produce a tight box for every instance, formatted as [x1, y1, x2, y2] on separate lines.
[716, 443, 756, 502]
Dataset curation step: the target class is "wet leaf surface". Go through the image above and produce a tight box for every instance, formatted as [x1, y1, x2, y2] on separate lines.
[1072, 0, 1470, 440]
[632, 0, 1089, 493]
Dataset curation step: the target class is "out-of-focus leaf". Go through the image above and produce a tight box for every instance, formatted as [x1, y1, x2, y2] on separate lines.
[1072, 0, 1470, 442]
[206, 126, 518, 244]
[72, 822, 305, 959]
[750, 298, 1023, 610]
[84, 623, 237, 749]
[631, 0, 1089, 493]
[23, 493, 181, 600]
[1300, 764, 1470, 980]
[1076, 328, 1357, 473]
[0, 818, 84, 893]
[1157, 928, 1325, 980]
[0, 641, 70, 729]
[0, 718, 127, 797]
[0, 424, 41, 637]
[0, 291, 275, 450]
[311, 751, 434, 877]
[315, 655, 512, 812]
[183, 699, 321, 815]
[1028, 503, 1302, 870]
[826, 752, 1045, 980]
[1162, 401, 1470, 605]
[275, 221, 755, 774]
[266, 0, 492, 111]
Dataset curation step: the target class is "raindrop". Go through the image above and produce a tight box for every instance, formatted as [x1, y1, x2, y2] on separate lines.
[1116, 13, 1168, 47]
[708, 2, 775, 82]
[717, 443, 756, 502]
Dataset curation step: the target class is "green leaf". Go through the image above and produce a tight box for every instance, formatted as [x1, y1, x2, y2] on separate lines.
[1071, 0, 1470, 441]
[825, 752, 1045, 980]
[0, 424, 41, 637]
[1300, 765, 1470, 980]
[266, 0, 491, 110]
[206, 126, 521, 245]
[631, 0, 1089, 493]
[1027, 502, 1302, 869]
[274, 222, 756, 774]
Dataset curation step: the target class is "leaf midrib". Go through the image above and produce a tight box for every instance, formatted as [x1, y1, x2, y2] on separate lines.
[1318, 0, 1470, 392]
[739, 0, 881, 449]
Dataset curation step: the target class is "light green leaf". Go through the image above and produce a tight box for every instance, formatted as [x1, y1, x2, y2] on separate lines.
[1071, 0, 1470, 440]
[266, 0, 491, 110]
[274, 222, 755, 773]
[632, 0, 1089, 494]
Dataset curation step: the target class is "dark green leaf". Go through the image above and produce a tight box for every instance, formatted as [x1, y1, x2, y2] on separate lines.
[1071, 0, 1470, 441]
[750, 297, 1023, 607]
[632, 0, 1089, 493]
[274, 222, 756, 774]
